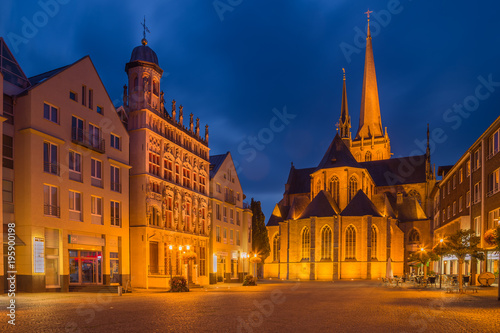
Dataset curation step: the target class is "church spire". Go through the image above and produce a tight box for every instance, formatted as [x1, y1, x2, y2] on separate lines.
[356, 10, 383, 140]
[338, 68, 351, 140]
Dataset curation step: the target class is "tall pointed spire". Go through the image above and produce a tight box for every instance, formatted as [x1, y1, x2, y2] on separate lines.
[338, 68, 351, 140]
[356, 10, 383, 140]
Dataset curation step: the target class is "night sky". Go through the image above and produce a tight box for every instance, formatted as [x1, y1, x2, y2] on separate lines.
[2, 0, 500, 219]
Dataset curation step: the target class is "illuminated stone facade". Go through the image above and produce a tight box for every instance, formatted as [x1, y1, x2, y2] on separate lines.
[264, 18, 435, 280]
[208, 152, 252, 283]
[125, 38, 211, 288]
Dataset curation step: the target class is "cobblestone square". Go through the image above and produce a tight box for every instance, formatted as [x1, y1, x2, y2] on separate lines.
[2, 280, 500, 332]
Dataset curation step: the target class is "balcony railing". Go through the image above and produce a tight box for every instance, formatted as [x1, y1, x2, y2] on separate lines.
[44, 162, 60, 175]
[44, 204, 60, 217]
[487, 184, 499, 197]
[224, 193, 236, 205]
[71, 127, 105, 153]
[111, 182, 122, 193]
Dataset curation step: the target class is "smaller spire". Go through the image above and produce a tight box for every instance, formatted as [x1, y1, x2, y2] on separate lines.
[338, 69, 351, 140]
[141, 16, 150, 45]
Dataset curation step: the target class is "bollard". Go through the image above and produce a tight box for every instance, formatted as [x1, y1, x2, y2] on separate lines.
[118, 286, 122, 296]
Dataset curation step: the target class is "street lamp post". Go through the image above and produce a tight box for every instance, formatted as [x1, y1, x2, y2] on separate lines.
[439, 238, 443, 289]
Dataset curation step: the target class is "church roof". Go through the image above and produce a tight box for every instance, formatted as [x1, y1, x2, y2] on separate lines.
[300, 190, 340, 218]
[285, 166, 315, 195]
[361, 155, 427, 186]
[287, 195, 310, 220]
[209, 152, 229, 179]
[340, 190, 382, 217]
[316, 134, 362, 171]
[384, 192, 427, 221]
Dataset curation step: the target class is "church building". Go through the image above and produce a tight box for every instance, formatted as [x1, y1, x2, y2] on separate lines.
[264, 15, 436, 280]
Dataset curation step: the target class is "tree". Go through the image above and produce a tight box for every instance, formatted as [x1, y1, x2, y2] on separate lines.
[485, 225, 500, 300]
[408, 250, 439, 278]
[250, 199, 270, 263]
[441, 229, 485, 293]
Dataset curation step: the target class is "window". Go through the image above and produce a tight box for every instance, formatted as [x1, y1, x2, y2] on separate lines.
[111, 201, 120, 227]
[459, 196, 463, 212]
[473, 216, 481, 236]
[199, 176, 206, 194]
[489, 129, 499, 158]
[453, 201, 457, 216]
[453, 175, 456, 189]
[321, 226, 332, 260]
[329, 176, 340, 204]
[442, 189, 445, 199]
[149, 151, 160, 176]
[473, 149, 481, 171]
[301, 228, 310, 260]
[216, 183, 221, 193]
[236, 230, 240, 246]
[91, 196, 103, 224]
[236, 211, 240, 226]
[182, 169, 191, 188]
[345, 225, 356, 260]
[488, 168, 500, 197]
[473, 182, 481, 204]
[71, 116, 84, 142]
[365, 151, 372, 161]
[223, 206, 227, 222]
[3, 94, 14, 124]
[69, 191, 82, 221]
[91, 159, 102, 187]
[175, 164, 180, 183]
[466, 160, 471, 177]
[409, 229, 420, 243]
[488, 208, 500, 230]
[3, 180, 13, 213]
[89, 124, 101, 150]
[447, 181, 450, 194]
[43, 142, 58, 175]
[459, 168, 463, 183]
[273, 234, 280, 261]
[110, 134, 120, 150]
[199, 247, 206, 276]
[3, 135, 13, 169]
[70, 91, 77, 102]
[82, 85, 86, 106]
[216, 204, 221, 220]
[149, 242, 158, 274]
[43, 185, 59, 217]
[348, 176, 358, 202]
[223, 228, 227, 244]
[466, 190, 471, 208]
[133, 76, 138, 91]
[229, 229, 233, 245]
[69, 151, 82, 182]
[110, 166, 121, 193]
[97, 105, 103, 115]
[43, 102, 58, 123]
[447, 206, 450, 219]
[163, 160, 173, 181]
[230, 209, 234, 224]
[88, 89, 93, 110]
[442, 209, 446, 222]
[371, 225, 378, 260]
[216, 226, 221, 242]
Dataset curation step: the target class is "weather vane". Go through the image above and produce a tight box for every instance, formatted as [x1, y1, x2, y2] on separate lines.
[141, 16, 150, 44]
[364, 9, 373, 20]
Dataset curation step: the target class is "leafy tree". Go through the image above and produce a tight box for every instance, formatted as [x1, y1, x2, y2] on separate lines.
[440, 229, 485, 293]
[251, 198, 270, 262]
[486, 225, 500, 300]
[408, 250, 439, 278]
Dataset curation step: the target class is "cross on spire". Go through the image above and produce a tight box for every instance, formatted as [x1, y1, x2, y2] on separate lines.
[141, 16, 150, 45]
[364, 9, 373, 20]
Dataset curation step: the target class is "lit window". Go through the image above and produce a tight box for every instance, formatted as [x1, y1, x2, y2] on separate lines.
[43, 184, 59, 217]
[111, 201, 120, 227]
[321, 226, 332, 260]
[43, 102, 58, 123]
[371, 225, 377, 260]
[345, 225, 356, 260]
[301, 227, 310, 260]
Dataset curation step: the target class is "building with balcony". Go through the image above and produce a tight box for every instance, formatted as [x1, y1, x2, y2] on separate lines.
[1, 38, 130, 292]
[125, 36, 211, 288]
[433, 115, 500, 278]
[208, 152, 252, 283]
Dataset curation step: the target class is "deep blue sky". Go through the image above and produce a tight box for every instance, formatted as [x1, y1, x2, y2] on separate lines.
[2, 0, 500, 219]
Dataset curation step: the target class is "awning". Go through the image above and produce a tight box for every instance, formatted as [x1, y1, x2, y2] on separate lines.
[3, 224, 26, 246]
[407, 261, 421, 266]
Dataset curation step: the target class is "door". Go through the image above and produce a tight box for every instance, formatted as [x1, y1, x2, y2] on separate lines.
[81, 259, 96, 283]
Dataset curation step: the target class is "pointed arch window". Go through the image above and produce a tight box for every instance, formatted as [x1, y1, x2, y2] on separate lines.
[345, 225, 356, 260]
[153, 79, 159, 96]
[371, 225, 378, 259]
[301, 228, 310, 260]
[409, 228, 420, 243]
[408, 189, 422, 205]
[365, 151, 372, 161]
[348, 176, 358, 202]
[329, 176, 340, 204]
[321, 226, 332, 260]
[273, 234, 280, 262]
